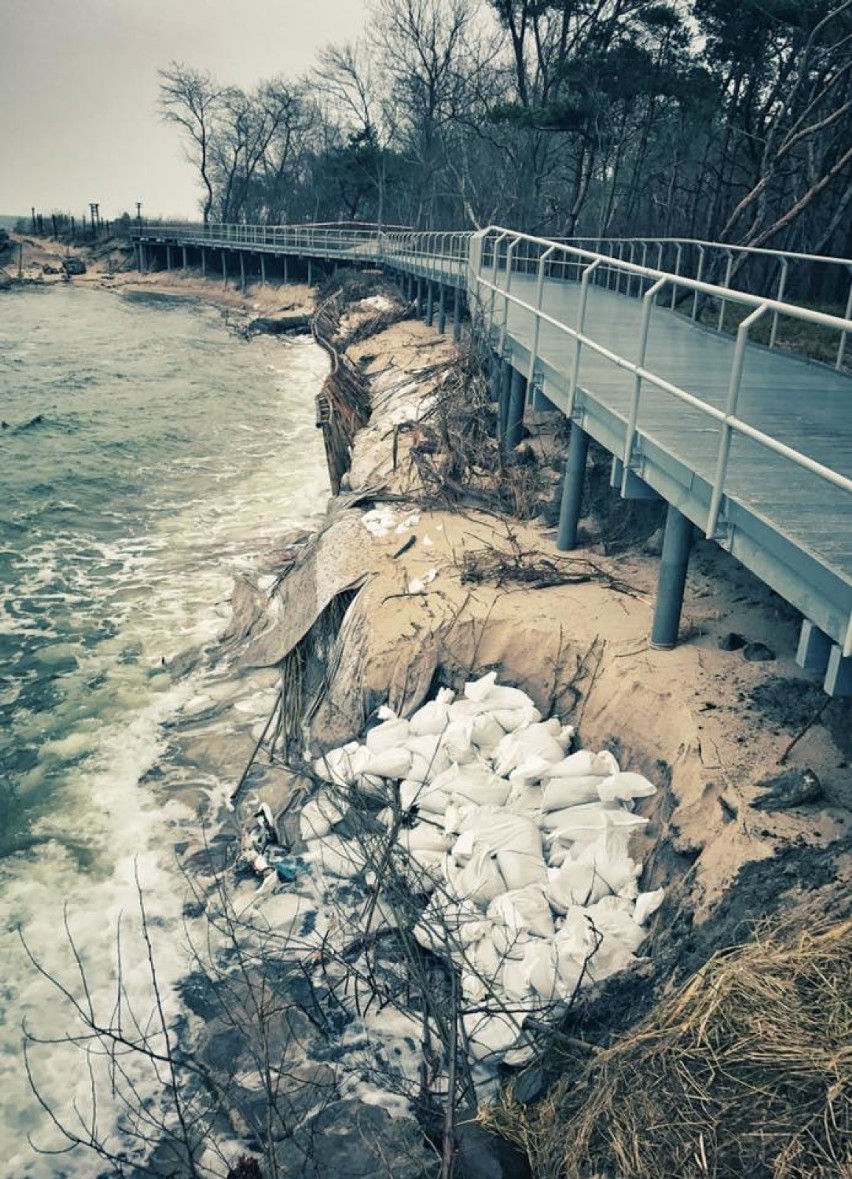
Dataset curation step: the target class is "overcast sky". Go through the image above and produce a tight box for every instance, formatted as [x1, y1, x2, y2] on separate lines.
[0, 0, 372, 220]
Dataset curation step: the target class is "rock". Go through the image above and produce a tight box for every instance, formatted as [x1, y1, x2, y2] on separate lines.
[248, 313, 311, 335]
[718, 632, 747, 651]
[453, 1108, 532, 1179]
[753, 768, 823, 811]
[0, 271, 12, 291]
[42, 263, 60, 274]
[743, 641, 776, 662]
[61, 256, 86, 275]
[273, 1099, 437, 1177]
[642, 526, 664, 557]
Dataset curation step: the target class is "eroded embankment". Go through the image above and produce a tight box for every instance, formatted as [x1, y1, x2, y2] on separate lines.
[211, 277, 851, 1178]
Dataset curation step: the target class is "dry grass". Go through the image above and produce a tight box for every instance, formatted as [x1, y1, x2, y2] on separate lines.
[482, 917, 852, 1178]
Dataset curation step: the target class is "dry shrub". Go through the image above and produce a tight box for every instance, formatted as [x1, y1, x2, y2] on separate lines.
[410, 352, 550, 519]
[460, 526, 636, 596]
[483, 917, 852, 1179]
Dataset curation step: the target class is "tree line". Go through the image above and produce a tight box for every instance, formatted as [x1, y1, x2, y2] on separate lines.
[159, 0, 852, 259]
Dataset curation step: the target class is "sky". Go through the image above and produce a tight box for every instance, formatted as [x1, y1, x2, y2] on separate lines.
[0, 0, 372, 221]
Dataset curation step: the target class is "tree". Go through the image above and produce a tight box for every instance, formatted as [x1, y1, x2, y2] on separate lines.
[158, 63, 224, 224]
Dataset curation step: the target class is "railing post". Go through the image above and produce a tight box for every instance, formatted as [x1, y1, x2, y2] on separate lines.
[692, 246, 705, 320]
[717, 249, 733, 332]
[670, 243, 682, 310]
[566, 258, 602, 421]
[622, 277, 667, 491]
[488, 231, 509, 347]
[498, 239, 518, 355]
[706, 302, 770, 538]
[769, 256, 788, 349]
[525, 245, 557, 403]
[836, 265, 852, 370]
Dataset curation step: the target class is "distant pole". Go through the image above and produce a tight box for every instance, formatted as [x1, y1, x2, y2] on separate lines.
[18, 242, 23, 278]
[136, 202, 142, 230]
[31, 207, 37, 233]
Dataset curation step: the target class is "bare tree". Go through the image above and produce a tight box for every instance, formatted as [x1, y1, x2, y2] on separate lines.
[158, 63, 225, 224]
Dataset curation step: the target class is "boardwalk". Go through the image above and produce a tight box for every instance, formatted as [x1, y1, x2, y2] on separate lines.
[136, 224, 852, 694]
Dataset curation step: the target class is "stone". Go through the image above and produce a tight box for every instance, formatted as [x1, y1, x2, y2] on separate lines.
[642, 526, 664, 557]
[743, 641, 776, 662]
[453, 1108, 532, 1179]
[753, 768, 823, 811]
[61, 256, 86, 275]
[718, 632, 747, 651]
[273, 1098, 437, 1177]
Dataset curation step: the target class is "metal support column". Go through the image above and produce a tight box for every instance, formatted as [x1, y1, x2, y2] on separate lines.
[556, 425, 590, 551]
[438, 284, 447, 334]
[307, 258, 313, 285]
[498, 359, 512, 441]
[415, 278, 424, 317]
[137, 242, 145, 272]
[181, 246, 187, 272]
[453, 290, 462, 342]
[239, 252, 246, 292]
[426, 281, 434, 324]
[260, 254, 266, 285]
[504, 369, 527, 449]
[201, 248, 206, 277]
[165, 245, 172, 271]
[283, 256, 289, 283]
[221, 250, 228, 285]
[650, 504, 694, 649]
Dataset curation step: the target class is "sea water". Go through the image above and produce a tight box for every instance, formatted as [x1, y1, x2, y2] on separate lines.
[0, 284, 329, 1175]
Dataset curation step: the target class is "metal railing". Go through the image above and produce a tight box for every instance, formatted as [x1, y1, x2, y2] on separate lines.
[471, 227, 852, 656]
[563, 235, 852, 368]
[138, 222, 384, 259]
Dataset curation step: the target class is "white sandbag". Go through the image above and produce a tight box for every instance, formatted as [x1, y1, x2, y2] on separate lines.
[463, 671, 498, 702]
[585, 895, 647, 953]
[469, 712, 506, 755]
[439, 719, 478, 764]
[596, 770, 657, 804]
[313, 741, 370, 786]
[509, 754, 556, 785]
[456, 807, 544, 861]
[540, 749, 620, 780]
[497, 956, 533, 1001]
[489, 884, 555, 939]
[575, 828, 642, 898]
[363, 746, 412, 779]
[399, 779, 452, 814]
[491, 704, 542, 732]
[541, 774, 606, 811]
[408, 699, 452, 736]
[302, 834, 365, 879]
[505, 780, 544, 814]
[470, 932, 501, 980]
[397, 821, 451, 854]
[376, 704, 398, 721]
[634, 888, 665, 926]
[365, 717, 410, 753]
[446, 844, 506, 907]
[547, 802, 648, 843]
[443, 764, 512, 807]
[405, 733, 452, 782]
[480, 685, 538, 710]
[491, 921, 531, 960]
[524, 938, 561, 1001]
[555, 906, 602, 963]
[496, 846, 549, 891]
[546, 860, 609, 912]
[462, 1011, 523, 1062]
[493, 724, 566, 776]
[299, 792, 347, 841]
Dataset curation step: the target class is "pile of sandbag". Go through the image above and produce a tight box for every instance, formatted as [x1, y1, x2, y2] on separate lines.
[305, 672, 663, 1065]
